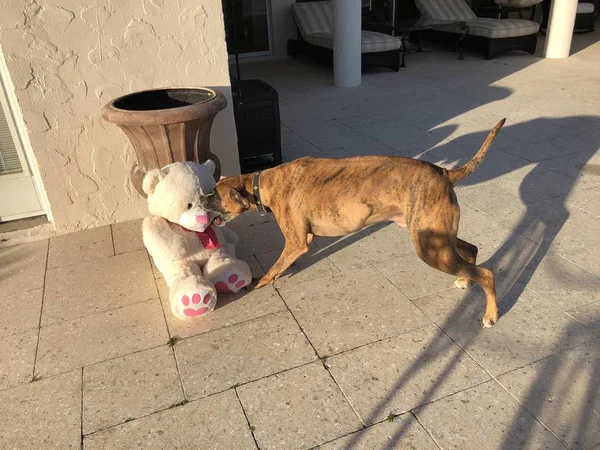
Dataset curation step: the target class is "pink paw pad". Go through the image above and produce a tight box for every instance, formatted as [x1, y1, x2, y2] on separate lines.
[181, 295, 190, 306]
[215, 271, 250, 293]
[203, 293, 211, 304]
[215, 281, 231, 293]
[183, 307, 209, 317]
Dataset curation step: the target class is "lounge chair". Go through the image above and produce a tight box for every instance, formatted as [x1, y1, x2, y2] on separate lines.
[415, 0, 539, 59]
[541, 0, 600, 34]
[287, 0, 403, 71]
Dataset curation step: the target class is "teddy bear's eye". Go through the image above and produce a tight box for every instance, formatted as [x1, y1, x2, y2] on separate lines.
[187, 203, 193, 210]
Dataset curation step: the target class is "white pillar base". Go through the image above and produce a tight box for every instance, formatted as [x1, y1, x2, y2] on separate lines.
[333, 0, 361, 87]
[543, 0, 578, 58]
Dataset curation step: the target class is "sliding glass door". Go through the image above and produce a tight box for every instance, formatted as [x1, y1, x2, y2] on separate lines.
[222, 0, 273, 57]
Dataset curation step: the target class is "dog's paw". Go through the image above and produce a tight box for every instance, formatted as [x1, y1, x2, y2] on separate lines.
[453, 277, 471, 290]
[214, 270, 251, 293]
[481, 310, 499, 328]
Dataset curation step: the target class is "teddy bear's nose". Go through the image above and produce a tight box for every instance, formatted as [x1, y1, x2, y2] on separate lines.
[195, 214, 209, 225]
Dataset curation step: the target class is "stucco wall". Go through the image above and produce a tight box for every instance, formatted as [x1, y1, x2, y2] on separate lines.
[0, 0, 238, 232]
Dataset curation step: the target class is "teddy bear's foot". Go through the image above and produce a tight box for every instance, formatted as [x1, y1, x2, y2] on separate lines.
[169, 277, 217, 320]
[180, 293, 213, 318]
[214, 270, 251, 293]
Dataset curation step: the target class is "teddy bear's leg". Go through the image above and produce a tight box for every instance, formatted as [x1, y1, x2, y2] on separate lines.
[167, 269, 217, 320]
[203, 245, 252, 293]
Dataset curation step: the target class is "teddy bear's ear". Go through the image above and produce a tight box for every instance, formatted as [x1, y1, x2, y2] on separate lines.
[202, 159, 216, 175]
[142, 169, 164, 195]
[230, 188, 250, 209]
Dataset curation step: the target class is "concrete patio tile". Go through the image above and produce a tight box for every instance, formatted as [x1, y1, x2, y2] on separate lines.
[0, 370, 81, 449]
[562, 243, 600, 277]
[319, 223, 415, 272]
[327, 325, 490, 425]
[545, 207, 600, 255]
[84, 390, 256, 450]
[0, 329, 37, 389]
[0, 239, 48, 296]
[232, 220, 285, 258]
[278, 266, 431, 356]
[336, 114, 378, 128]
[48, 226, 114, 268]
[240, 254, 265, 278]
[287, 119, 354, 139]
[538, 150, 600, 189]
[315, 147, 356, 159]
[568, 300, 600, 333]
[318, 414, 438, 450]
[466, 148, 531, 184]
[413, 381, 565, 450]
[353, 120, 441, 154]
[42, 250, 157, 325]
[237, 362, 362, 450]
[493, 169, 582, 204]
[566, 185, 600, 218]
[111, 219, 144, 254]
[453, 203, 513, 239]
[414, 285, 596, 376]
[83, 345, 184, 434]
[375, 256, 456, 300]
[255, 246, 339, 288]
[305, 130, 383, 152]
[157, 279, 287, 339]
[497, 339, 600, 449]
[176, 311, 316, 399]
[457, 182, 528, 230]
[0, 288, 42, 337]
[36, 299, 168, 376]
[520, 254, 600, 311]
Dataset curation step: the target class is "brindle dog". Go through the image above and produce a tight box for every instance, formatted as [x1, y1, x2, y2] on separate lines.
[213, 119, 506, 327]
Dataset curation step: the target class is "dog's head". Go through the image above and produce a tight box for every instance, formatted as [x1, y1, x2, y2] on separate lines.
[212, 176, 253, 225]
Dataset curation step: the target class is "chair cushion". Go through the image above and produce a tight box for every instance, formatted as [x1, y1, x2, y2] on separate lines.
[292, 1, 333, 38]
[415, 0, 477, 21]
[434, 18, 539, 38]
[577, 2, 595, 13]
[495, 0, 542, 7]
[304, 31, 402, 52]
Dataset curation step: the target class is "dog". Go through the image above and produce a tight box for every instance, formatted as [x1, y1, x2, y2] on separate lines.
[212, 119, 506, 327]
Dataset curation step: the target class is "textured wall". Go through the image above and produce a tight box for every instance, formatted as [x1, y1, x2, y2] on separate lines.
[0, 0, 239, 232]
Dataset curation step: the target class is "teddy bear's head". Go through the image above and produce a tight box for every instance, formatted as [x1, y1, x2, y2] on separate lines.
[142, 161, 220, 232]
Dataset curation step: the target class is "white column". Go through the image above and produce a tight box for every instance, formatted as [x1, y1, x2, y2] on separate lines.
[333, 0, 362, 87]
[543, 0, 578, 58]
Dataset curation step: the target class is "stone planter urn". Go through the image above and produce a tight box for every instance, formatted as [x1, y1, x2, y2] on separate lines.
[102, 87, 227, 197]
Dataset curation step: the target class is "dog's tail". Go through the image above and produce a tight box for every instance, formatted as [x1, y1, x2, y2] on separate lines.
[447, 118, 506, 184]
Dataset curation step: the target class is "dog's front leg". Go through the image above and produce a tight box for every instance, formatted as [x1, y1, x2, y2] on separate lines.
[255, 239, 309, 289]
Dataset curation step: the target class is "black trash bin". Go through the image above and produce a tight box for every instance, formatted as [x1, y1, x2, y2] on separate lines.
[231, 79, 282, 173]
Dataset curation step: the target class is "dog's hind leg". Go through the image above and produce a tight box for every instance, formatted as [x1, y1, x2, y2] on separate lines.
[255, 223, 309, 289]
[413, 229, 498, 328]
[454, 238, 478, 289]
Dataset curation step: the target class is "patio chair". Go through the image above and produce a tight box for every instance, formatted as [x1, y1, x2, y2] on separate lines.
[287, 0, 403, 71]
[540, 0, 600, 34]
[415, 0, 539, 59]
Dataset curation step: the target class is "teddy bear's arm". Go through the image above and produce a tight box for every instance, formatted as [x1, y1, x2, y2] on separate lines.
[142, 216, 190, 261]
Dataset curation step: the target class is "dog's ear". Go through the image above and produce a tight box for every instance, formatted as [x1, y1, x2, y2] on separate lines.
[230, 188, 250, 209]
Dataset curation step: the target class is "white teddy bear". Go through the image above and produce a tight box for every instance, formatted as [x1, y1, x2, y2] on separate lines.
[142, 161, 252, 320]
